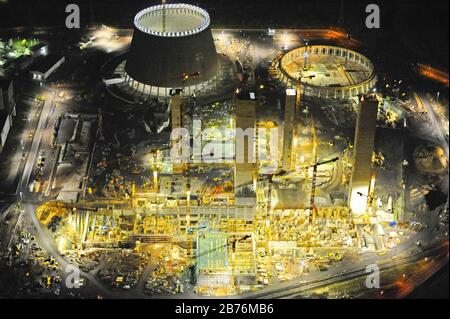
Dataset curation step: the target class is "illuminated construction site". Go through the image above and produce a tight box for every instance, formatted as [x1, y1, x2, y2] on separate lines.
[1, 1, 448, 300]
[29, 4, 410, 297]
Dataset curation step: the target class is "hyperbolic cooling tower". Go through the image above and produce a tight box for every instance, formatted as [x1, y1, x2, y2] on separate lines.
[125, 3, 220, 94]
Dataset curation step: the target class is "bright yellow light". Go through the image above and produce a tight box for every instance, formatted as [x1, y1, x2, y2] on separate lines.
[370, 174, 376, 194]
[57, 237, 68, 252]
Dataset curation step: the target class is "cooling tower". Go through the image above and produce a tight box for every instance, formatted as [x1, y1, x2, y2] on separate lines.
[125, 3, 220, 96]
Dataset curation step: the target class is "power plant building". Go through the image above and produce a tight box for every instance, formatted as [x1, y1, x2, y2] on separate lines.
[348, 94, 379, 215]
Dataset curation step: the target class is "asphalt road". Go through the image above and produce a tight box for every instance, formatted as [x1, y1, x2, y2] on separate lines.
[14, 91, 114, 298]
[253, 241, 448, 299]
[17, 98, 53, 195]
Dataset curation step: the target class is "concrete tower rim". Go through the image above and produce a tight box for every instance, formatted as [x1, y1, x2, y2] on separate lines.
[134, 3, 211, 38]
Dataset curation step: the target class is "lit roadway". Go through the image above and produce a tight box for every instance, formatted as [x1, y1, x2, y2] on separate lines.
[13, 92, 447, 299]
[15, 90, 115, 298]
[17, 98, 53, 195]
[235, 206, 448, 299]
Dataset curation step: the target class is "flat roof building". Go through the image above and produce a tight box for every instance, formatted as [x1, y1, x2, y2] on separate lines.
[124, 3, 219, 97]
[13, 54, 34, 71]
[0, 78, 15, 153]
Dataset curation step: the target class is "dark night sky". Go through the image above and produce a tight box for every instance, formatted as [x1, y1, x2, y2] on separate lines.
[0, 0, 448, 68]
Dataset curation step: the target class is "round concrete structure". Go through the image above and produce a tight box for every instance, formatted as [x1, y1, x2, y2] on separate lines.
[274, 45, 377, 99]
[125, 3, 220, 96]
[133, 4, 211, 37]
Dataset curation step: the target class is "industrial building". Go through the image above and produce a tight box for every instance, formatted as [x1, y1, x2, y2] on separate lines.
[348, 94, 379, 215]
[0, 77, 14, 113]
[124, 3, 220, 97]
[13, 54, 34, 71]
